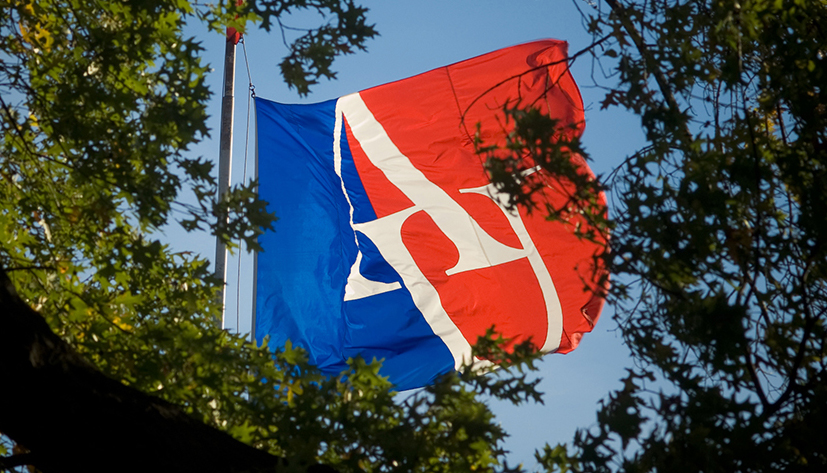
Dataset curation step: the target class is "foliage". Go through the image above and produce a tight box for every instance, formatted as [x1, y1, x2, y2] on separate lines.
[476, 105, 610, 248]
[0, 1, 544, 472]
[251, 0, 377, 95]
[9, 0, 822, 471]
[484, 0, 827, 471]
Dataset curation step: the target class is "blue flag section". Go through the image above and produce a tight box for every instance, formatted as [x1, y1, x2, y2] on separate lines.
[255, 40, 608, 391]
[254, 98, 455, 390]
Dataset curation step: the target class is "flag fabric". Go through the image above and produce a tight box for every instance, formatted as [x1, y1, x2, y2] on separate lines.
[254, 39, 606, 390]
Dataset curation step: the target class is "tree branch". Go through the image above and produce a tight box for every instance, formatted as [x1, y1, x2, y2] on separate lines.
[603, 0, 683, 117]
[744, 345, 771, 411]
[0, 453, 35, 471]
[0, 265, 334, 473]
[769, 304, 822, 414]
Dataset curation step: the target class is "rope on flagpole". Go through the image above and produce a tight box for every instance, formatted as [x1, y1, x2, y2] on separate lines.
[235, 35, 256, 335]
[241, 36, 256, 98]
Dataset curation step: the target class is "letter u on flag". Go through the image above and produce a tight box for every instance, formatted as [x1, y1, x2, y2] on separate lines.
[254, 39, 607, 390]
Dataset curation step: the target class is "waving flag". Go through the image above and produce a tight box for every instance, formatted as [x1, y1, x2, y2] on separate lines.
[254, 40, 606, 390]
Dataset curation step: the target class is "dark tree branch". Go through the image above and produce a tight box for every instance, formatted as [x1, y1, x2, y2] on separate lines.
[603, 0, 683, 117]
[459, 35, 612, 129]
[0, 265, 334, 473]
[0, 452, 35, 471]
[770, 304, 823, 414]
[744, 345, 771, 411]
[602, 0, 697, 149]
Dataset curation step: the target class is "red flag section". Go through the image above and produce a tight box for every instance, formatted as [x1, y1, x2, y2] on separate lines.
[353, 40, 606, 354]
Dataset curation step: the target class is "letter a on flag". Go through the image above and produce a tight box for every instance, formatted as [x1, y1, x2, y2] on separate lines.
[254, 39, 607, 390]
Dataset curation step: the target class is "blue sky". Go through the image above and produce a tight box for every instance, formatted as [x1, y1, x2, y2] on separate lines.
[178, 1, 646, 467]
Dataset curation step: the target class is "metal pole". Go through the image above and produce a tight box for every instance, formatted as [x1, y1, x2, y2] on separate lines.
[215, 36, 236, 328]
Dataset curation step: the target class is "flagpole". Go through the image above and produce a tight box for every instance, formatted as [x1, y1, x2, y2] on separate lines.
[215, 34, 236, 328]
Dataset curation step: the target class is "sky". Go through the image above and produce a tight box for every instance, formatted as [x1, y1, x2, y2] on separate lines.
[177, 1, 646, 467]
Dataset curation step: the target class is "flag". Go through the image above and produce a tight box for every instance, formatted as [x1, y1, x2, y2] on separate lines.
[254, 39, 606, 390]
